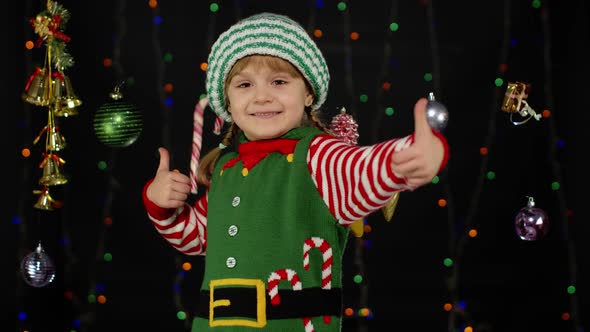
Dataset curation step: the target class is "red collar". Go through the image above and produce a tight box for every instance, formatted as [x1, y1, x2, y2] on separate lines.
[221, 138, 298, 172]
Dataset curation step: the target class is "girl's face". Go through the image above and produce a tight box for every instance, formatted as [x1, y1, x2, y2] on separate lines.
[225, 56, 314, 141]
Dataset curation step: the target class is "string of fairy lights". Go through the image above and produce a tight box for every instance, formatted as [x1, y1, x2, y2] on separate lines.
[335, 1, 372, 329]
[15, 0, 37, 330]
[370, 0, 398, 144]
[538, 5, 581, 331]
[146, 0, 218, 328]
[76, 0, 135, 330]
[445, 0, 505, 328]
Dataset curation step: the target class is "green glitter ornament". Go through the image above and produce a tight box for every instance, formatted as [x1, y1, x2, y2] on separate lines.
[93, 83, 142, 148]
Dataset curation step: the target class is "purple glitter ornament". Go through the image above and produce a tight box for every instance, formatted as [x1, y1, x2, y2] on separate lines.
[514, 196, 550, 241]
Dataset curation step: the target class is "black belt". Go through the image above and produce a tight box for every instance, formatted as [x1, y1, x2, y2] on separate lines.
[195, 286, 342, 320]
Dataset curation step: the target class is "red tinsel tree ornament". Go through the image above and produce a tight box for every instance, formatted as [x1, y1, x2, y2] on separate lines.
[329, 107, 359, 145]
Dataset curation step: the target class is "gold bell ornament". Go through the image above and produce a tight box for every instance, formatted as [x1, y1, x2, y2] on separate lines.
[22, 67, 51, 106]
[38, 153, 68, 186]
[33, 110, 66, 152]
[52, 71, 82, 117]
[33, 186, 62, 210]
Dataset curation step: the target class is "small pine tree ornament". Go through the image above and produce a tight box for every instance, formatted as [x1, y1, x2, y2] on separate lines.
[329, 107, 359, 145]
[93, 83, 143, 148]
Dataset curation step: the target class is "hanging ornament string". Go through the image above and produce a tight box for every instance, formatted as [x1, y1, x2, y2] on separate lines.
[443, 0, 514, 329]
[173, 4, 219, 330]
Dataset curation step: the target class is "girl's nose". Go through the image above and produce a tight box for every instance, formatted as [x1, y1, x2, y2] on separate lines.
[253, 86, 272, 103]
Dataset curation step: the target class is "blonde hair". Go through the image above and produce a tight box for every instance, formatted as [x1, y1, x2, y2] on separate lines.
[196, 55, 330, 187]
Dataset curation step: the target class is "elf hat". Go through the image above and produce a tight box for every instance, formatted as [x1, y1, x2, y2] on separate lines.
[206, 12, 330, 122]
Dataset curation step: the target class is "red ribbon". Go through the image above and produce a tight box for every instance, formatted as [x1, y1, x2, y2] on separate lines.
[49, 15, 70, 42]
[30, 14, 72, 46]
[39, 153, 65, 168]
[51, 30, 71, 43]
[52, 71, 65, 81]
[24, 67, 43, 91]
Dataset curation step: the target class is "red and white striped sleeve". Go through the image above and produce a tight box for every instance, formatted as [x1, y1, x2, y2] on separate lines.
[307, 134, 415, 225]
[142, 180, 208, 255]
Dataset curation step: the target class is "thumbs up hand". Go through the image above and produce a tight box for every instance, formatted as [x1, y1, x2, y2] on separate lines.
[390, 98, 445, 189]
[146, 147, 192, 208]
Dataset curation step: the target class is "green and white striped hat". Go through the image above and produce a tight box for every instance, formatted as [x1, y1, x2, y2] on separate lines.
[206, 12, 330, 122]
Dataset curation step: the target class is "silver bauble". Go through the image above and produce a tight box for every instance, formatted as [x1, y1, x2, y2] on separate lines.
[426, 92, 449, 131]
[20, 242, 56, 287]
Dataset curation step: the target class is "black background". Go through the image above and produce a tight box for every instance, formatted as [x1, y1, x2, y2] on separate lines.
[4, 1, 589, 331]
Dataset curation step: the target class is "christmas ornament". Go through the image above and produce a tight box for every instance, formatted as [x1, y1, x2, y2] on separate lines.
[381, 191, 400, 222]
[52, 71, 82, 117]
[514, 196, 550, 241]
[93, 83, 143, 148]
[22, 67, 51, 106]
[33, 186, 63, 210]
[23, 0, 79, 113]
[350, 219, 364, 238]
[20, 242, 56, 287]
[501, 82, 542, 125]
[329, 107, 359, 145]
[426, 92, 449, 132]
[38, 152, 68, 186]
[33, 109, 66, 152]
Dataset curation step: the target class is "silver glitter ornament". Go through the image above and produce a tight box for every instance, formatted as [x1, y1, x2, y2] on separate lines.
[426, 92, 449, 131]
[20, 242, 56, 287]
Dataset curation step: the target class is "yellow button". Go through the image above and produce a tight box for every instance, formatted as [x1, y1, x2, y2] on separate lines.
[286, 153, 294, 162]
[241, 168, 249, 176]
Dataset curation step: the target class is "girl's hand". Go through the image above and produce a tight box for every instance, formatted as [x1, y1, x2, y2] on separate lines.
[390, 98, 445, 189]
[146, 147, 192, 208]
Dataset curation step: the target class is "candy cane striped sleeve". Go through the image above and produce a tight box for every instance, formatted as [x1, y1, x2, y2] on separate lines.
[148, 192, 209, 256]
[307, 134, 414, 225]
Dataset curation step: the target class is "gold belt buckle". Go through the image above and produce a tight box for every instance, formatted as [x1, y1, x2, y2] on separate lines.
[209, 278, 267, 327]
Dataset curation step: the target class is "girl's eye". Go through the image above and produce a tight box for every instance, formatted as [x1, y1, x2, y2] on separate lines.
[236, 82, 251, 88]
[273, 79, 287, 85]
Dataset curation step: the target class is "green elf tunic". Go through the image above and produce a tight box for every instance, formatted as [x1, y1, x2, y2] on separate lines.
[192, 127, 349, 331]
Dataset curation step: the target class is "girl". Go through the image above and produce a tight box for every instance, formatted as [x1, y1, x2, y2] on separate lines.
[143, 12, 448, 331]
